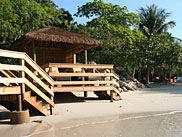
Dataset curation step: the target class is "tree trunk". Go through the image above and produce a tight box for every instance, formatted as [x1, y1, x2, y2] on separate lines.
[146, 67, 150, 84]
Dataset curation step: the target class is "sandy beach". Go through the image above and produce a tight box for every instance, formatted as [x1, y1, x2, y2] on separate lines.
[1, 83, 182, 137]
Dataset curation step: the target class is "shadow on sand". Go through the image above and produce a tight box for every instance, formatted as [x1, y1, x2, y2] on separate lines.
[0, 110, 10, 124]
[54, 92, 103, 104]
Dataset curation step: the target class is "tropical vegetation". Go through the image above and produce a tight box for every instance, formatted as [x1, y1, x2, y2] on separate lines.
[0, 0, 181, 84]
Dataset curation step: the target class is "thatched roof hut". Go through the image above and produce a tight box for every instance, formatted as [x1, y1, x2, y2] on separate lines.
[14, 26, 99, 66]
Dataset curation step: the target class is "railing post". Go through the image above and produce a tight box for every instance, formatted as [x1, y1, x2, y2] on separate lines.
[110, 69, 114, 102]
[18, 59, 25, 111]
[49, 85, 54, 115]
[81, 68, 87, 98]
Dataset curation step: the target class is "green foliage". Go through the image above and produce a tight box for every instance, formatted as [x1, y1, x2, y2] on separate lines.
[75, 0, 143, 76]
[0, 0, 74, 48]
[138, 4, 176, 38]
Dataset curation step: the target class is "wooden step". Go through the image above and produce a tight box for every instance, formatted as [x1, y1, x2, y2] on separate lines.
[23, 91, 49, 116]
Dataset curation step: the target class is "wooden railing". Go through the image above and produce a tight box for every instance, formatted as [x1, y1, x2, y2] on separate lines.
[42, 63, 121, 95]
[0, 49, 54, 114]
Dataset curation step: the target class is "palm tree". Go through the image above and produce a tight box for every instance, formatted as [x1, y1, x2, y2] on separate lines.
[138, 4, 176, 39]
[138, 4, 176, 84]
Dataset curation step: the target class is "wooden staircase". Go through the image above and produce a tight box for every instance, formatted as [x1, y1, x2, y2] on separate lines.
[0, 49, 54, 116]
[23, 91, 49, 115]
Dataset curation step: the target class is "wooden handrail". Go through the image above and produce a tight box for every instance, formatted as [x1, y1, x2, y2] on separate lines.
[0, 76, 10, 86]
[0, 64, 54, 97]
[42, 63, 114, 69]
[0, 49, 54, 86]
[0, 78, 25, 83]
[49, 72, 114, 78]
[24, 79, 54, 107]
[54, 80, 114, 85]
[0, 50, 54, 110]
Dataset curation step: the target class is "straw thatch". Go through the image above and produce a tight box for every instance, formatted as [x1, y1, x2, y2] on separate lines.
[24, 26, 99, 46]
[13, 26, 100, 65]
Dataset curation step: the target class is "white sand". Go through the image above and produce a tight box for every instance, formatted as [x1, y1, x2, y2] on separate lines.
[1, 83, 182, 137]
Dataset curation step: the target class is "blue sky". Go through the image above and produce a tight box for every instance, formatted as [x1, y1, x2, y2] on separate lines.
[52, 0, 182, 39]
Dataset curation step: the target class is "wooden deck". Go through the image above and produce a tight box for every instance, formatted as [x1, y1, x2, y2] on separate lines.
[0, 50, 121, 116]
[42, 63, 121, 100]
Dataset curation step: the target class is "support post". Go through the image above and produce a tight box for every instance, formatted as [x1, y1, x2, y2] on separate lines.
[110, 90, 113, 102]
[50, 86, 54, 115]
[110, 69, 114, 102]
[32, 41, 36, 62]
[17, 59, 25, 111]
[73, 53, 76, 64]
[83, 45, 88, 98]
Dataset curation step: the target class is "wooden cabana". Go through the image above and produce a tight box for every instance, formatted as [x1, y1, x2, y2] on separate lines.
[0, 26, 121, 117]
[14, 26, 99, 65]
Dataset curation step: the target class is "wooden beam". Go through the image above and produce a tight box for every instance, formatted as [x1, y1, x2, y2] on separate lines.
[73, 53, 76, 64]
[53, 86, 113, 92]
[84, 45, 87, 64]
[46, 63, 114, 69]
[0, 69, 17, 78]
[0, 64, 24, 71]
[0, 76, 10, 86]
[54, 81, 114, 85]
[32, 41, 36, 62]
[49, 72, 114, 78]
[0, 78, 25, 83]
[0, 86, 21, 95]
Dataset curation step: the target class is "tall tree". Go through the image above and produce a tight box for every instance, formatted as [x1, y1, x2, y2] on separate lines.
[138, 4, 176, 83]
[138, 4, 176, 39]
[0, 0, 74, 49]
[75, 0, 144, 79]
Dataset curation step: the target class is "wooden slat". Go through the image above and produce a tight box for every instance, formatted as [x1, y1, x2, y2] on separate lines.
[0, 70, 17, 78]
[54, 81, 114, 85]
[24, 67, 54, 96]
[24, 79, 54, 107]
[0, 49, 54, 86]
[0, 70, 19, 85]
[0, 64, 24, 71]
[114, 87, 120, 94]
[45, 63, 114, 69]
[113, 80, 120, 88]
[112, 71, 120, 80]
[49, 72, 114, 78]
[53, 86, 114, 92]
[0, 76, 10, 86]
[24, 55, 54, 86]
[0, 78, 25, 83]
[0, 86, 21, 95]
[0, 49, 25, 59]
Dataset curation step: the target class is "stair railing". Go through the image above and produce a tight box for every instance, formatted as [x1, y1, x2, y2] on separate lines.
[0, 49, 54, 115]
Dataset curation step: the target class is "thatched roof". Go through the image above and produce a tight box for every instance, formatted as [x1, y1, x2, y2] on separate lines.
[24, 26, 99, 46]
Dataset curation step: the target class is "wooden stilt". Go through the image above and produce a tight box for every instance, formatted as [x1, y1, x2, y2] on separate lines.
[16, 94, 22, 111]
[110, 90, 113, 102]
[84, 45, 88, 98]
[50, 86, 54, 115]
